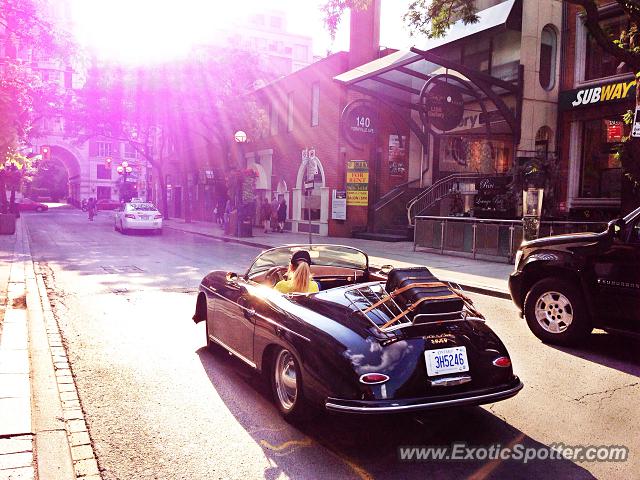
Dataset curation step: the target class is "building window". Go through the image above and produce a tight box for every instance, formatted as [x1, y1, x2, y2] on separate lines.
[287, 92, 294, 132]
[96, 165, 112, 180]
[96, 186, 111, 200]
[270, 102, 279, 136]
[311, 83, 320, 126]
[270, 16, 283, 30]
[124, 142, 140, 159]
[462, 38, 491, 74]
[97, 141, 112, 157]
[539, 25, 557, 90]
[293, 44, 308, 62]
[584, 16, 632, 81]
[579, 118, 623, 198]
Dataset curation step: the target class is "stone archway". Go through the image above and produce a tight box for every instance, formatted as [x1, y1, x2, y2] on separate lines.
[48, 145, 82, 205]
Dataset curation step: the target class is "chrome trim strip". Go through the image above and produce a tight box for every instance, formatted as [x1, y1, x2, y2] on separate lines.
[325, 381, 523, 413]
[428, 375, 472, 387]
[208, 334, 257, 369]
[200, 284, 310, 342]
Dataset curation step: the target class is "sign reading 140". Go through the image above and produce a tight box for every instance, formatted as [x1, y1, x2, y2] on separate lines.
[355, 116, 372, 129]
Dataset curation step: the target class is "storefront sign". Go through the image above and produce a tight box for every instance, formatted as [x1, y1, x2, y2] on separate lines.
[424, 82, 464, 132]
[346, 160, 369, 206]
[632, 107, 640, 138]
[388, 135, 407, 177]
[341, 101, 379, 145]
[559, 79, 636, 111]
[331, 190, 347, 220]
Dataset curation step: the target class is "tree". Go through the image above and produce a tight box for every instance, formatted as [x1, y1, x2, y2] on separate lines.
[68, 48, 267, 221]
[1, 0, 74, 212]
[323, 0, 640, 213]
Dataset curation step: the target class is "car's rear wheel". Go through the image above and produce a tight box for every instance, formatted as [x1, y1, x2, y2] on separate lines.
[524, 278, 591, 345]
[271, 348, 310, 421]
[36, 206, 45, 212]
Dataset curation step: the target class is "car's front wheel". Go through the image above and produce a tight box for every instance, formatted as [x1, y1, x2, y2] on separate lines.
[271, 348, 310, 421]
[524, 277, 591, 345]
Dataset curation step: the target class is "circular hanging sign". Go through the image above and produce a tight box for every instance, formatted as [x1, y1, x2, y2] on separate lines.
[341, 101, 379, 145]
[422, 82, 464, 132]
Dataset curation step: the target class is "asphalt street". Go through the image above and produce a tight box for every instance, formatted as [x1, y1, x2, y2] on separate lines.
[23, 208, 640, 480]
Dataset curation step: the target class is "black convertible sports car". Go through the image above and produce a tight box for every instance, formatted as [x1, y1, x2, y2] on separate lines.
[193, 245, 523, 419]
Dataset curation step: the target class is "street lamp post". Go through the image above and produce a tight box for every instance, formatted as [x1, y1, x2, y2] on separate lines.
[116, 161, 134, 202]
[234, 131, 247, 238]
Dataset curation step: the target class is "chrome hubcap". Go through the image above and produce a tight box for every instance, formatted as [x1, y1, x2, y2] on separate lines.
[274, 350, 297, 411]
[534, 291, 573, 334]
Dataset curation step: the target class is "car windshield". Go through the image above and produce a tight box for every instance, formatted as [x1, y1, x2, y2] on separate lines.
[623, 205, 640, 224]
[128, 203, 157, 211]
[247, 245, 368, 276]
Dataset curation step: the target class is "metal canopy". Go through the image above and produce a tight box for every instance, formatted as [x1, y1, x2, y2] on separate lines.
[334, 0, 522, 145]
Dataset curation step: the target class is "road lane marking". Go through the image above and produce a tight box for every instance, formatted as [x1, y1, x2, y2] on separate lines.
[467, 432, 526, 480]
[260, 436, 373, 480]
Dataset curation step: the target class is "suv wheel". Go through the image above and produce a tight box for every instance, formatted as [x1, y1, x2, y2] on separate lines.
[524, 278, 591, 345]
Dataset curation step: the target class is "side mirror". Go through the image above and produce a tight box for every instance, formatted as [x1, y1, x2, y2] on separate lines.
[225, 272, 238, 283]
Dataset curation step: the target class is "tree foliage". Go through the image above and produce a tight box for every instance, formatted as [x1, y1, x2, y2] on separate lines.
[1, 0, 74, 211]
[67, 48, 268, 219]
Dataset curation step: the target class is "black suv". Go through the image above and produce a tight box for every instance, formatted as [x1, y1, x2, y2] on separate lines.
[509, 206, 640, 345]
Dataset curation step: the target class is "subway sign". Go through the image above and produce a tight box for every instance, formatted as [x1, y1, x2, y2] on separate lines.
[559, 78, 636, 111]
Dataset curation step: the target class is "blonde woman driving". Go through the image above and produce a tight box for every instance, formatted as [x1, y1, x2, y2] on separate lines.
[274, 250, 319, 294]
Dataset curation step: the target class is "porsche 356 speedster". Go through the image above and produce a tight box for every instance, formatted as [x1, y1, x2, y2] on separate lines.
[192, 244, 523, 419]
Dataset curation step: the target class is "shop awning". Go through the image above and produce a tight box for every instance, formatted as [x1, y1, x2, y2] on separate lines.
[336, 0, 518, 85]
[334, 0, 522, 142]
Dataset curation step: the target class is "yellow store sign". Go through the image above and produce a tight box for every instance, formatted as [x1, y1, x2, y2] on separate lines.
[346, 160, 369, 206]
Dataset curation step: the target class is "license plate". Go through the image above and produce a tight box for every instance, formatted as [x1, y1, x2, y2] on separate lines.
[141, 215, 149, 220]
[425, 347, 469, 377]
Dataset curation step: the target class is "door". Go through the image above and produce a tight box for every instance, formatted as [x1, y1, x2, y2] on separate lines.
[213, 276, 256, 364]
[593, 218, 640, 331]
[174, 186, 182, 217]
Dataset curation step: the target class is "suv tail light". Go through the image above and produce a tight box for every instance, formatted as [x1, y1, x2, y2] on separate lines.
[154, 214, 163, 219]
[124, 214, 136, 219]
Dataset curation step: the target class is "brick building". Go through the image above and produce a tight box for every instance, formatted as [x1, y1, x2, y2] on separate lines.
[557, 0, 635, 219]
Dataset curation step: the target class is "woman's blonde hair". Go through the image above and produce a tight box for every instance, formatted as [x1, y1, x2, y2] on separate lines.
[289, 260, 311, 293]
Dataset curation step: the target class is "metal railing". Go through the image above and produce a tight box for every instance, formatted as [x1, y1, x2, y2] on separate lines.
[373, 177, 422, 212]
[406, 173, 486, 226]
[413, 216, 608, 263]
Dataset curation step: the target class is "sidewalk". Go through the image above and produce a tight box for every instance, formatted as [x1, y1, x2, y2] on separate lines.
[163, 219, 514, 298]
[0, 218, 99, 480]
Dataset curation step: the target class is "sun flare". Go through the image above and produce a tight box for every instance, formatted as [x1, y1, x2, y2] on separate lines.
[70, 0, 244, 64]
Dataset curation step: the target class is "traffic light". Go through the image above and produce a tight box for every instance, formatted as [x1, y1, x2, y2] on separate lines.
[40, 145, 50, 161]
[105, 157, 112, 168]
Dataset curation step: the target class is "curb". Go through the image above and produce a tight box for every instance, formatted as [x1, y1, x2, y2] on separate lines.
[20, 218, 101, 479]
[164, 225, 512, 300]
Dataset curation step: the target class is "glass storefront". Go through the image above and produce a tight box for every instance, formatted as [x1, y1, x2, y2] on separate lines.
[585, 16, 632, 81]
[579, 118, 623, 198]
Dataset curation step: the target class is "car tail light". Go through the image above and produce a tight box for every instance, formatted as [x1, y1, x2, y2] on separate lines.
[493, 356, 511, 368]
[124, 214, 136, 219]
[359, 373, 389, 384]
[154, 214, 163, 219]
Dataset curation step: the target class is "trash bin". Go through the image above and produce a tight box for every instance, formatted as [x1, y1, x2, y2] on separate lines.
[239, 219, 253, 237]
[0, 213, 16, 235]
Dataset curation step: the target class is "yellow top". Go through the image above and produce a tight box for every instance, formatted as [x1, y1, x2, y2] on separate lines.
[274, 279, 319, 294]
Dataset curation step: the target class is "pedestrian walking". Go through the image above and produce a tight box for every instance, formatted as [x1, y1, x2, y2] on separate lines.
[87, 197, 97, 221]
[277, 198, 287, 233]
[260, 197, 271, 233]
[270, 195, 279, 232]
